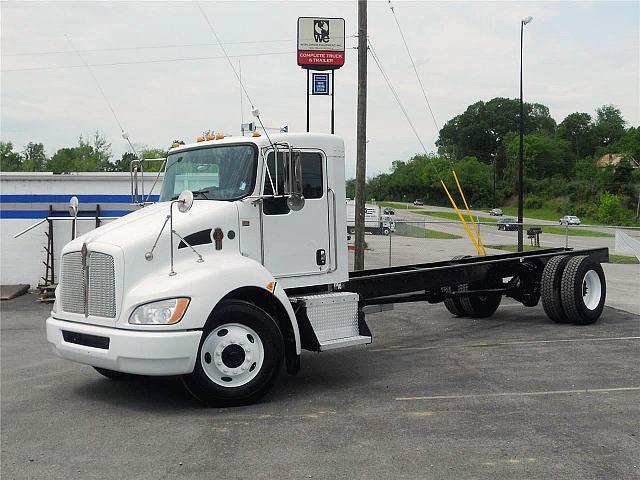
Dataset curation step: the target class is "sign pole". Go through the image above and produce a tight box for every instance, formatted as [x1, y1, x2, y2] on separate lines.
[331, 71, 335, 134]
[306, 69, 310, 132]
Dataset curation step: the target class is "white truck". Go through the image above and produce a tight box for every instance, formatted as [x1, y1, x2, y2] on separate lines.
[47, 132, 609, 407]
[345, 200, 395, 236]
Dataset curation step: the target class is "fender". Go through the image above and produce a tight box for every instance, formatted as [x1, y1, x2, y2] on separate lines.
[122, 255, 301, 354]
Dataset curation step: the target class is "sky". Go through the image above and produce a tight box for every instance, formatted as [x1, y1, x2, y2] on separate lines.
[1, 1, 638, 178]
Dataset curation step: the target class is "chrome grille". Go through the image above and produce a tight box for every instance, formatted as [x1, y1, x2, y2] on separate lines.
[60, 252, 85, 315]
[60, 250, 116, 318]
[88, 253, 116, 318]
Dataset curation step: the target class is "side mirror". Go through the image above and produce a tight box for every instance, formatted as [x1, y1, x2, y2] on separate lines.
[284, 150, 305, 211]
[177, 190, 194, 213]
[68, 196, 79, 217]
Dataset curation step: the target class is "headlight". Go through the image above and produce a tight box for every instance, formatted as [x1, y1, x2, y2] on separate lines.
[129, 298, 190, 325]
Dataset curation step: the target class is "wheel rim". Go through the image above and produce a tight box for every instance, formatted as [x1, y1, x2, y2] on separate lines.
[582, 270, 602, 310]
[200, 323, 265, 387]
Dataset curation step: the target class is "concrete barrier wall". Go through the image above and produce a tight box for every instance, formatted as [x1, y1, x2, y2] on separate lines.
[0, 172, 162, 287]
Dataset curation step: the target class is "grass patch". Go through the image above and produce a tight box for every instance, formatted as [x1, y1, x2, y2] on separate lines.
[609, 254, 640, 264]
[411, 210, 498, 223]
[486, 244, 638, 264]
[376, 201, 412, 209]
[395, 222, 461, 239]
[530, 225, 612, 237]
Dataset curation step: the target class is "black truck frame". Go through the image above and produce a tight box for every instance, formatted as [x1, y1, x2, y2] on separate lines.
[344, 247, 609, 326]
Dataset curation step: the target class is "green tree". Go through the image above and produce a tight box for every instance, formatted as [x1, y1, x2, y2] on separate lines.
[21, 142, 47, 171]
[0, 142, 23, 171]
[593, 105, 625, 148]
[504, 131, 572, 181]
[557, 112, 594, 159]
[436, 97, 556, 164]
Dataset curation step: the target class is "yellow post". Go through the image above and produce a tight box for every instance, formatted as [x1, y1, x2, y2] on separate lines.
[452, 170, 486, 255]
[440, 180, 483, 256]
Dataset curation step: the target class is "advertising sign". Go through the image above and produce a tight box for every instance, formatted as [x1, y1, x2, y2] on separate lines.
[312, 73, 330, 95]
[297, 17, 345, 70]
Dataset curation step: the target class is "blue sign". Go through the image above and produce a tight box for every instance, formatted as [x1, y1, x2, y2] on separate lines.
[312, 73, 330, 95]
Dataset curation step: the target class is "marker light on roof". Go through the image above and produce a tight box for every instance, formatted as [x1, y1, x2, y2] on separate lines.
[196, 136, 205, 142]
[252, 131, 261, 137]
[215, 133, 224, 140]
[206, 133, 215, 141]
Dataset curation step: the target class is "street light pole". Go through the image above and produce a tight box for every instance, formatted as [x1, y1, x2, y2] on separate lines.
[518, 16, 532, 252]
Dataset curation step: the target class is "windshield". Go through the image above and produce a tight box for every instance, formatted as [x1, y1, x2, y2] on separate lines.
[159, 144, 257, 202]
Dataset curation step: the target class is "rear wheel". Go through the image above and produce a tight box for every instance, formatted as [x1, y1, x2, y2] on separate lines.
[182, 300, 284, 407]
[459, 284, 501, 318]
[443, 255, 470, 316]
[541, 255, 570, 323]
[560, 256, 606, 325]
[382, 227, 391, 236]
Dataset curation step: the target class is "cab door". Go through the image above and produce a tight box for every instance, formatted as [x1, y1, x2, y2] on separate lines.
[261, 149, 330, 278]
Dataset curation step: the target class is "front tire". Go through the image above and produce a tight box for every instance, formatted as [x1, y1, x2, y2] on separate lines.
[182, 300, 284, 407]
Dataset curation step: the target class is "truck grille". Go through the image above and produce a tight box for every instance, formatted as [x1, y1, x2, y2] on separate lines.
[60, 251, 116, 318]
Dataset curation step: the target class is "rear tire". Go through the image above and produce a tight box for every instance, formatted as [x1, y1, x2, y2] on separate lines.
[93, 367, 140, 381]
[541, 255, 571, 323]
[459, 285, 501, 318]
[560, 256, 606, 325]
[443, 255, 470, 316]
[182, 300, 284, 407]
[382, 227, 391, 236]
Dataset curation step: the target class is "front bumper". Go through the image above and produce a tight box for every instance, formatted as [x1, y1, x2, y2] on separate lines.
[46, 317, 202, 376]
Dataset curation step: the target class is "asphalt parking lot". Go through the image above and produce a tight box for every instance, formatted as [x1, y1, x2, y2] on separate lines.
[2, 293, 639, 480]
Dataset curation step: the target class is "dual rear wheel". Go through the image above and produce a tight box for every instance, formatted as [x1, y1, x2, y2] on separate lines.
[541, 255, 606, 325]
[443, 255, 502, 318]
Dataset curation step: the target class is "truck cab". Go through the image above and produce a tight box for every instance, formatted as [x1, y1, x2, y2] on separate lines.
[46, 133, 369, 406]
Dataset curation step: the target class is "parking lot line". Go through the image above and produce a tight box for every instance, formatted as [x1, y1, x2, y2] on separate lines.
[395, 386, 640, 401]
[370, 336, 640, 353]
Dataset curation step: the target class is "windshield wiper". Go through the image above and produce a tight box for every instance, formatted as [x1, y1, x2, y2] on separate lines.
[170, 189, 210, 201]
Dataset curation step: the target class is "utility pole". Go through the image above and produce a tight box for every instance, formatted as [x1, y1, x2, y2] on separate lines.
[518, 16, 532, 252]
[354, 0, 368, 270]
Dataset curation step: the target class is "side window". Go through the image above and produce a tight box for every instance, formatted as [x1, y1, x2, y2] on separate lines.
[262, 150, 324, 215]
[263, 152, 289, 215]
[301, 152, 323, 199]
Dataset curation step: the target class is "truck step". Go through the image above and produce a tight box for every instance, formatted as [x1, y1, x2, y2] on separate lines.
[319, 335, 371, 350]
[290, 291, 371, 351]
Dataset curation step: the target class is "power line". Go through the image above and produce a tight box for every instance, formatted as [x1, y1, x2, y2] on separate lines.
[64, 34, 139, 156]
[3, 39, 296, 57]
[388, 0, 440, 135]
[3, 35, 358, 57]
[1, 51, 297, 72]
[367, 38, 443, 179]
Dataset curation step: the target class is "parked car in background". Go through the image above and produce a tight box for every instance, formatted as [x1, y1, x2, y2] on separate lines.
[383, 208, 395, 216]
[489, 208, 503, 216]
[497, 217, 519, 231]
[560, 215, 581, 225]
[413, 199, 424, 206]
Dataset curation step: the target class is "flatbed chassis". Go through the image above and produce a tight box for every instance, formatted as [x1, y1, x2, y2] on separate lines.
[344, 247, 609, 309]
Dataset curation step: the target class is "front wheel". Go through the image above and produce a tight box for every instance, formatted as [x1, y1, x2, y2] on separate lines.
[182, 300, 284, 407]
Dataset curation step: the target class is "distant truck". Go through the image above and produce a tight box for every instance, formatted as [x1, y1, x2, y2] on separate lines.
[346, 200, 395, 235]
